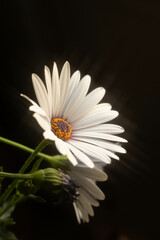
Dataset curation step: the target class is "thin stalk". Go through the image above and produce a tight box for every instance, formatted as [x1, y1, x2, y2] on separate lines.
[0, 139, 49, 204]
[0, 136, 51, 161]
[0, 136, 68, 166]
[0, 171, 32, 180]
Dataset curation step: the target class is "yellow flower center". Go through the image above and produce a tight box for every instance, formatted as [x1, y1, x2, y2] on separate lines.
[51, 118, 72, 141]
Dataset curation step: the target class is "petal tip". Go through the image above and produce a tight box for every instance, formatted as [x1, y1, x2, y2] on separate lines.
[64, 61, 70, 67]
[105, 174, 108, 181]
[32, 73, 37, 81]
[44, 65, 49, 71]
[53, 61, 57, 67]
[89, 162, 94, 168]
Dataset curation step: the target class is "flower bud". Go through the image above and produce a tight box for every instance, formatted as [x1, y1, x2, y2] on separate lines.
[31, 168, 62, 187]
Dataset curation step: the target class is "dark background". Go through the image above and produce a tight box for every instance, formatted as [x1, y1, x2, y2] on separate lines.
[1, 0, 160, 240]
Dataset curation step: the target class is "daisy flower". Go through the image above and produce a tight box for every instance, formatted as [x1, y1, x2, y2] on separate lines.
[21, 61, 127, 168]
[61, 162, 107, 223]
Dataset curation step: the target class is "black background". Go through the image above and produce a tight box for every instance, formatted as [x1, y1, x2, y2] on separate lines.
[1, 0, 160, 240]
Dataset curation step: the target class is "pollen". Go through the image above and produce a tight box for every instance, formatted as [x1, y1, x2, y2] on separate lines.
[51, 118, 72, 141]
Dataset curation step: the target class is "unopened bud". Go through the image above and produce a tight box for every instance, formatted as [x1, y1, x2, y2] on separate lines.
[31, 168, 62, 186]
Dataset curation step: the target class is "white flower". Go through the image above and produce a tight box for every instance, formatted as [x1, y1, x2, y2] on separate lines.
[21, 61, 127, 168]
[61, 162, 107, 223]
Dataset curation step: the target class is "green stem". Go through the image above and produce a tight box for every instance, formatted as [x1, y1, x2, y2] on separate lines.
[0, 139, 49, 204]
[18, 139, 49, 174]
[0, 171, 32, 180]
[0, 136, 68, 166]
[0, 136, 50, 161]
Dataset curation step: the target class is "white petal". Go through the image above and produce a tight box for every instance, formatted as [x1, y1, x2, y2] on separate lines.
[70, 138, 119, 160]
[21, 93, 38, 106]
[73, 136, 126, 153]
[77, 160, 107, 168]
[70, 87, 106, 122]
[69, 140, 111, 164]
[58, 61, 70, 116]
[66, 150, 78, 166]
[67, 71, 81, 99]
[33, 113, 51, 131]
[55, 138, 68, 155]
[73, 166, 108, 181]
[43, 130, 57, 141]
[44, 66, 52, 118]
[32, 73, 50, 116]
[77, 124, 125, 134]
[75, 203, 83, 220]
[61, 71, 80, 113]
[81, 179, 105, 201]
[63, 75, 91, 120]
[72, 131, 127, 143]
[78, 195, 94, 216]
[54, 139, 78, 166]
[76, 202, 89, 223]
[71, 172, 105, 200]
[72, 110, 118, 130]
[73, 202, 81, 224]
[52, 62, 60, 117]
[66, 142, 94, 168]
[79, 188, 99, 207]
[29, 105, 50, 120]
[21, 94, 49, 119]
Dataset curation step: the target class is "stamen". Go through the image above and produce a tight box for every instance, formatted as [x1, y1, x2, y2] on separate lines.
[51, 118, 72, 141]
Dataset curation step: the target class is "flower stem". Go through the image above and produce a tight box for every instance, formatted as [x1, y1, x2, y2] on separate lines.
[0, 139, 49, 205]
[0, 136, 68, 165]
[0, 136, 50, 160]
[0, 171, 32, 180]
[18, 139, 49, 174]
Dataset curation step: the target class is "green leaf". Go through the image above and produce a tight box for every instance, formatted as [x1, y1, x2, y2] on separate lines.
[0, 200, 16, 226]
[0, 167, 3, 178]
[30, 157, 43, 174]
[27, 194, 46, 203]
[0, 218, 15, 226]
[0, 198, 18, 239]
[0, 223, 18, 240]
[0, 167, 4, 194]
[0, 205, 15, 222]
